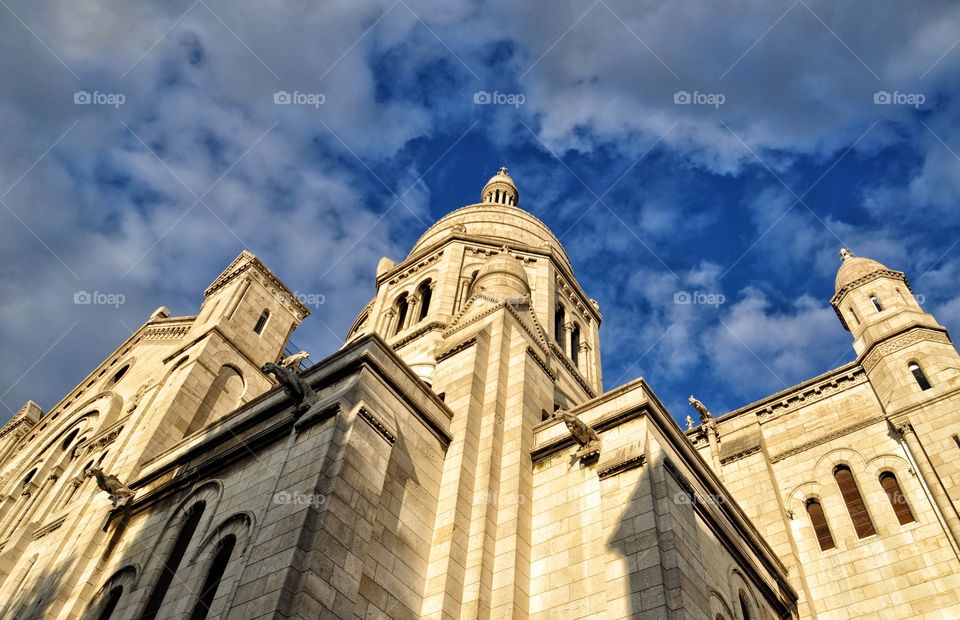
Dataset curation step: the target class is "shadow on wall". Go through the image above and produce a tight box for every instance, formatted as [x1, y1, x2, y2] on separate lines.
[2, 561, 68, 619]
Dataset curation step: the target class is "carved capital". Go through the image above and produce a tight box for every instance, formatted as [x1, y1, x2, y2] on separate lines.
[894, 421, 914, 438]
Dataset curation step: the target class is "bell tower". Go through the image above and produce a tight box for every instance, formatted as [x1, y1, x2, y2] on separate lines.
[831, 248, 960, 412]
[344, 167, 602, 618]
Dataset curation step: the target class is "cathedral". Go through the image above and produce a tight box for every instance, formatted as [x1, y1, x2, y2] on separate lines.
[0, 167, 958, 619]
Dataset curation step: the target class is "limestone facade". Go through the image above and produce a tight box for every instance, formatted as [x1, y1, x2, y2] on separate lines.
[0, 167, 950, 618]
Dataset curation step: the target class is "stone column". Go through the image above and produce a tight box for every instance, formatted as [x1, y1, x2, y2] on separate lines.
[405, 299, 418, 330]
[579, 342, 592, 384]
[703, 421, 723, 477]
[896, 421, 960, 557]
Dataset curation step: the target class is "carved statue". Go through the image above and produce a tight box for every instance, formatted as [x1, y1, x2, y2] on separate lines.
[553, 410, 601, 460]
[685, 415, 695, 431]
[85, 467, 135, 508]
[839, 248, 853, 261]
[262, 362, 318, 416]
[688, 395, 712, 423]
[279, 350, 310, 370]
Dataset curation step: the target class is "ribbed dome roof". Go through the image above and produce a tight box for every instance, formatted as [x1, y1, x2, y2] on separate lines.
[473, 249, 531, 298]
[407, 167, 573, 271]
[835, 249, 889, 293]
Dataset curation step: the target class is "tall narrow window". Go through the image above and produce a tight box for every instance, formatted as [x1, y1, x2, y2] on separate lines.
[879, 472, 915, 525]
[908, 362, 932, 391]
[61, 428, 79, 451]
[394, 294, 408, 335]
[253, 310, 269, 335]
[96, 586, 123, 620]
[870, 295, 883, 312]
[738, 591, 751, 620]
[141, 502, 206, 620]
[570, 324, 581, 367]
[189, 534, 237, 620]
[417, 281, 432, 321]
[848, 306, 860, 326]
[805, 499, 835, 551]
[555, 305, 566, 349]
[834, 465, 876, 538]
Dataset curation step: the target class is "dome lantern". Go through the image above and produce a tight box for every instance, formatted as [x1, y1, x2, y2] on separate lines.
[481, 166, 519, 207]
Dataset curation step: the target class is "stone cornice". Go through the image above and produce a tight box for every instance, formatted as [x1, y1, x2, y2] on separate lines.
[0, 405, 38, 439]
[358, 407, 397, 444]
[597, 453, 645, 479]
[722, 361, 863, 424]
[830, 268, 909, 306]
[141, 322, 191, 341]
[32, 515, 66, 540]
[436, 337, 478, 363]
[769, 415, 886, 463]
[719, 446, 761, 465]
[548, 342, 595, 398]
[556, 276, 595, 324]
[443, 295, 551, 359]
[526, 346, 556, 381]
[391, 321, 447, 351]
[860, 327, 951, 372]
[382, 249, 443, 286]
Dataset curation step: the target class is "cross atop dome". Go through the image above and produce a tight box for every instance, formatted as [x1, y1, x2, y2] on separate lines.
[481, 165, 519, 207]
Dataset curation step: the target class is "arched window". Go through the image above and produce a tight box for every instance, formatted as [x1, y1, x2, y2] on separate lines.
[834, 465, 875, 538]
[555, 305, 566, 349]
[870, 295, 883, 312]
[141, 501, 206, 620]
[96, 586, 123, 620]
[394, 294, 408, 334]
[253, 310, 269, 335]
[805, 498, 835, 551]
[738, 590, 751, 620]
[848, 306, 860, 326]
[908, 362, 932, 391]
[417, 281, 432, 321]
[22, 468, 37, 485]
[570, 324, 581, 367]
[879, 472, 915, 525]
[61, 428, 80, 451]
[188, 534, 237, 620]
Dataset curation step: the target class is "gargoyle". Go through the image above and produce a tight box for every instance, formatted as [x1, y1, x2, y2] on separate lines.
[553, 410, 601, 461]
[688, 395, 712, 424]
[262, 362, 318, 416]
[85, 467, 135, 508]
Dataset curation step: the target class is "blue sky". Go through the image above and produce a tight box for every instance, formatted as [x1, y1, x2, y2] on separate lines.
[2, 0, 960, 425]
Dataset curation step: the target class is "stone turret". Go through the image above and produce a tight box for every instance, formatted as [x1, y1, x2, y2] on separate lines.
[831, 248, 960, 411]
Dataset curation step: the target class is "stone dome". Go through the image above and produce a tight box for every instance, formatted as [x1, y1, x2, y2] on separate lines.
[408, 167, 574, 271]
[835, 249, 889, 293]
[473, 249, 530, 298]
